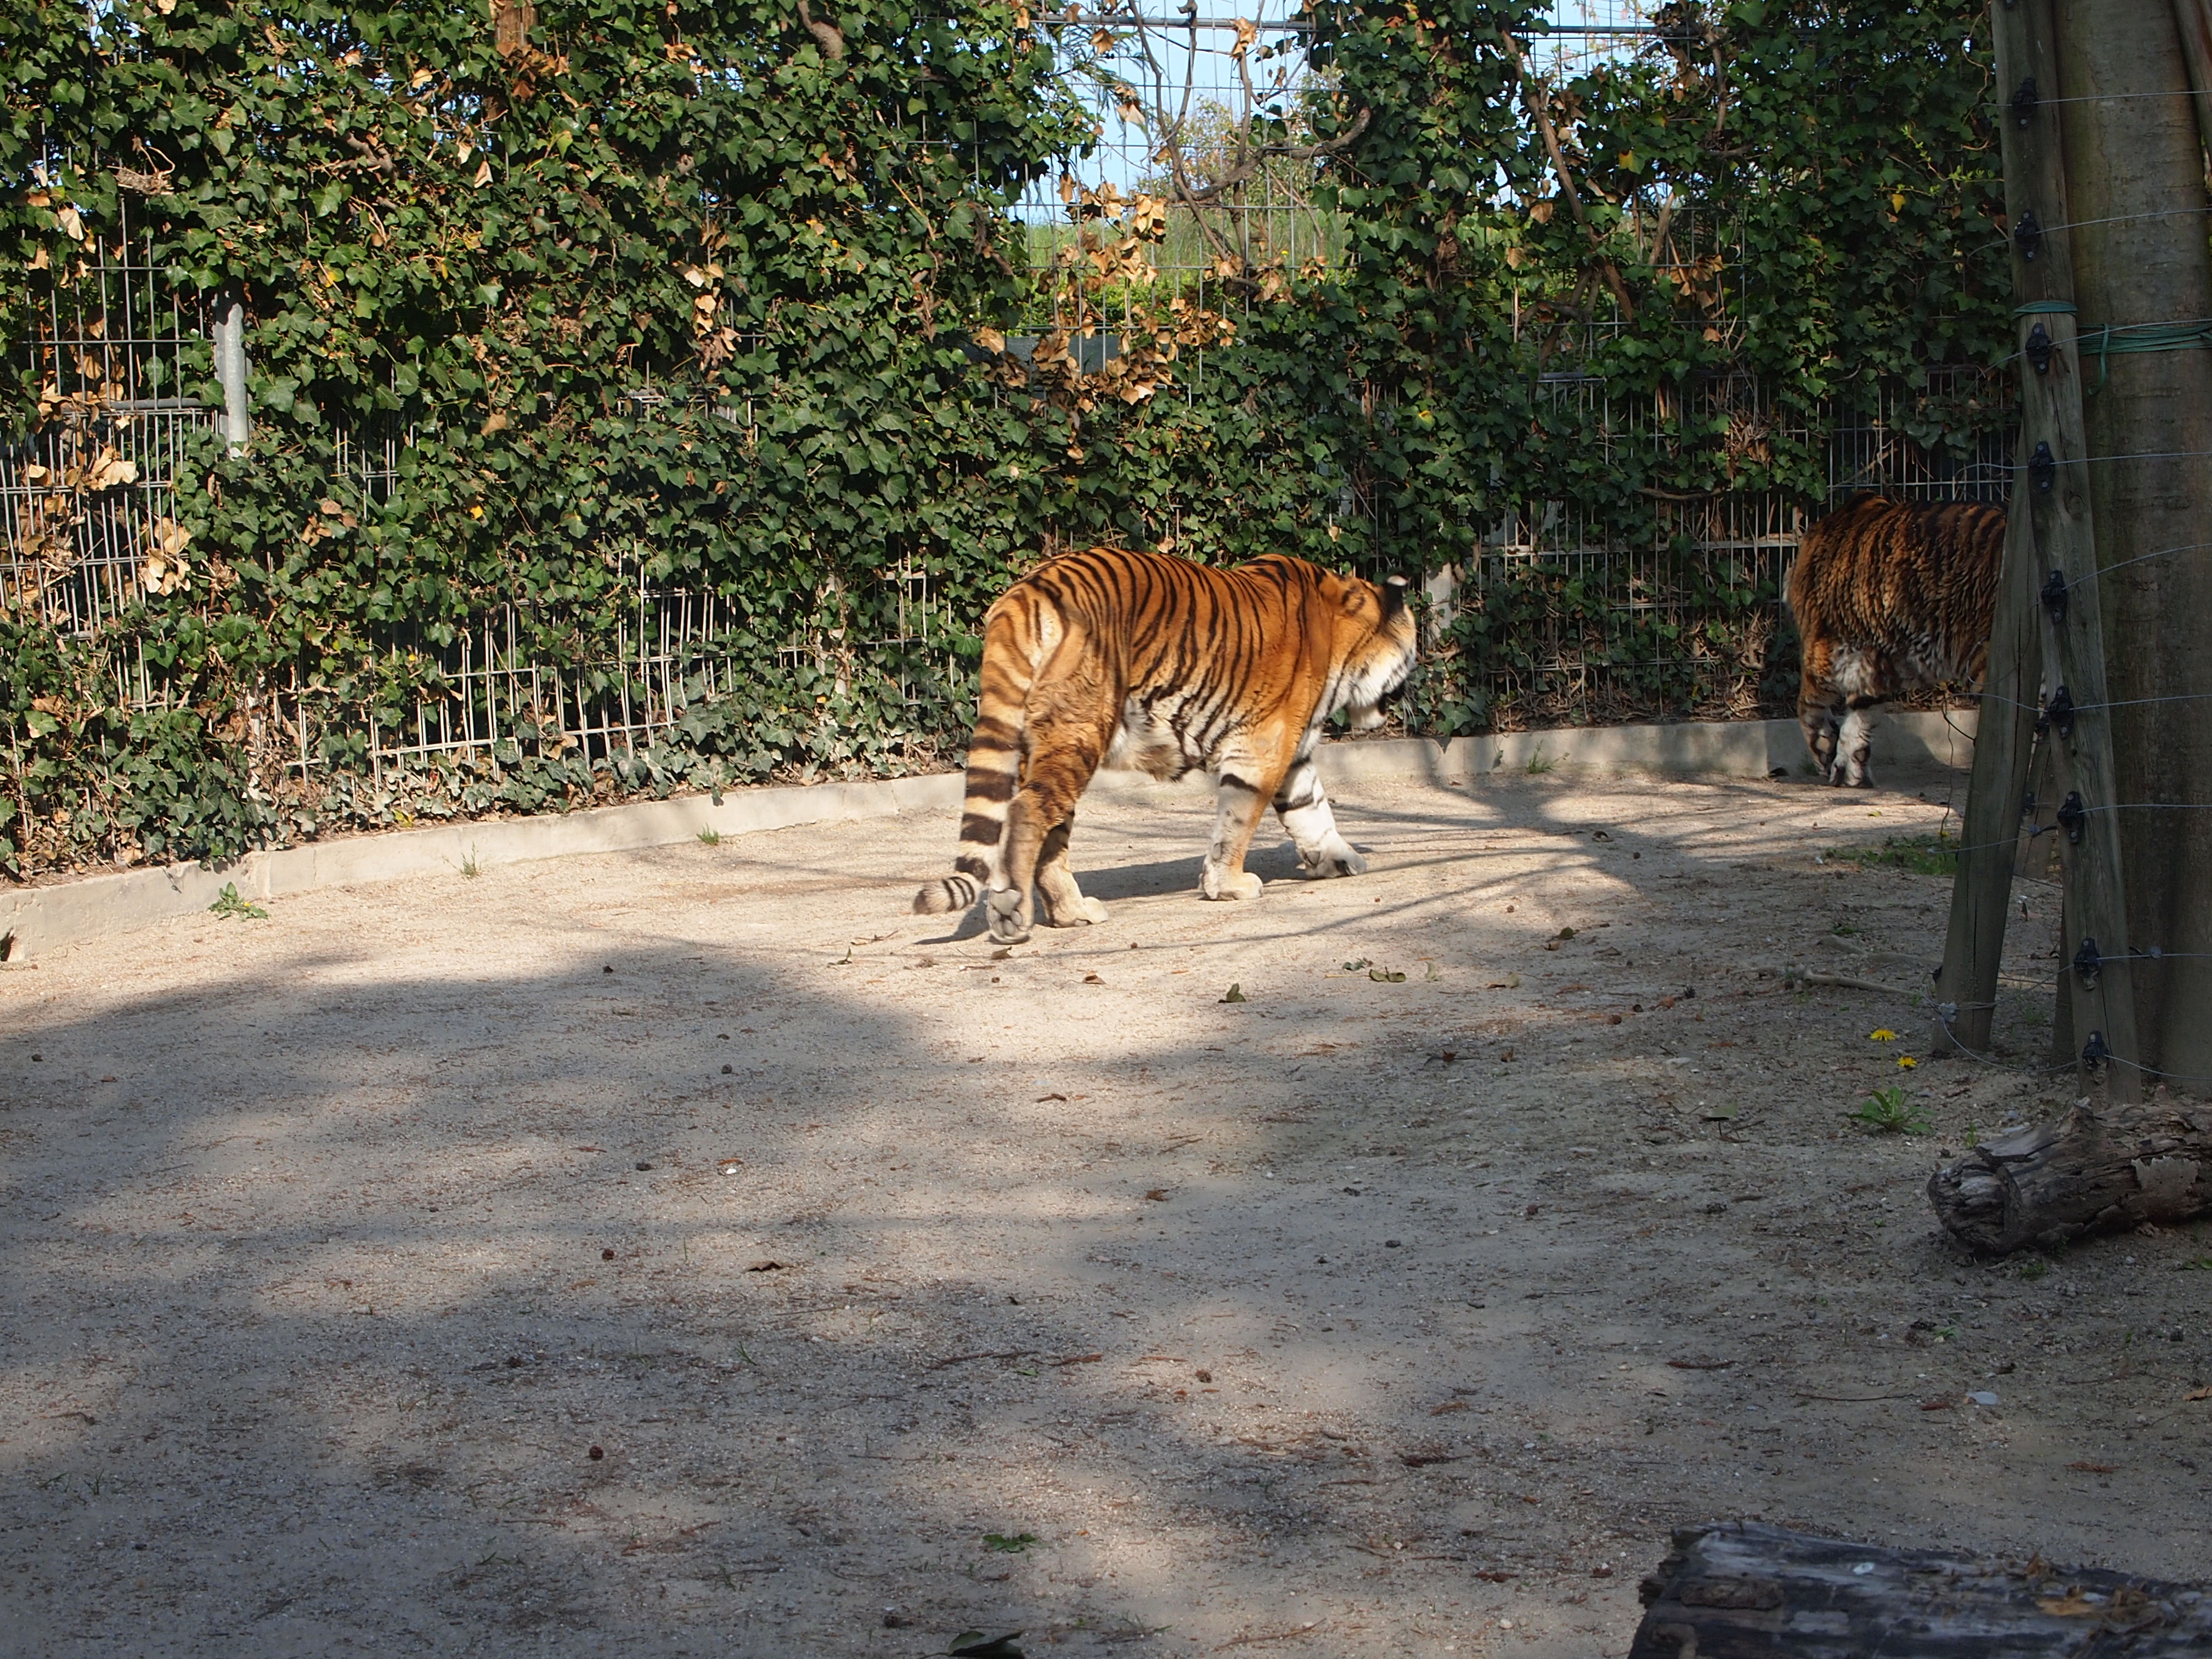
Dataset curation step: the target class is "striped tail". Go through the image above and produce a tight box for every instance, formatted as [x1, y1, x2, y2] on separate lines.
[912, 605, 1035, 916]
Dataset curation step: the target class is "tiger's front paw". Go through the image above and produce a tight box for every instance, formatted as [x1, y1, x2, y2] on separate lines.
[1042, 894, 1109, 927]
[1202, 865, 1265, 901]
[986, 887, 1034, 944]
[1298, 838, 1368, 878]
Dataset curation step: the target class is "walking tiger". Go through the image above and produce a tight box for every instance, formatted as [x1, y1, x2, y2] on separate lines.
[1786, 494, 2004, 787]
[913, 546, 1417, 944]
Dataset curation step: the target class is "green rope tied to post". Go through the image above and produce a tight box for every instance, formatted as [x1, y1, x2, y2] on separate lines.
[2013, 301, 2079, 315]
[2075, 318, 2212, 394]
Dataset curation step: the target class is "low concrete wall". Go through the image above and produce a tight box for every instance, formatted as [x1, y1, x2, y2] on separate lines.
[1313, 708, 1976, 789]
[0, 709, 1972, 962]
[0, 772, 964, 965]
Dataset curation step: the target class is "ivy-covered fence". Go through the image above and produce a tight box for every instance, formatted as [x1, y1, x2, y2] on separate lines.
[1, 0, 2010, 881]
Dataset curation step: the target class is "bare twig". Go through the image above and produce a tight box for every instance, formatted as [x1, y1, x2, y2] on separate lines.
[926, 1348, 1037, 1370]
[1169, 109, 1373, 209]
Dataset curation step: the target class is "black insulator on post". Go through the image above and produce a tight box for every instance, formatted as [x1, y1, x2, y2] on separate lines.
[2025, 320, 2054, 376]
[2040, 567, 2069, 625]
[2010, 76, 2038, 127]
[2045, 683, 2075, 737]
[2073, 936, 2102, 988]
[2057, 789, 2087, 845]
[2029, 439, 2057, 492]
[2016, 207, 2045, 263]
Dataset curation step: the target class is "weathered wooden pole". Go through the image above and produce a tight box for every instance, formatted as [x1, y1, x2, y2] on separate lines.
[2056, 1, 2212, 1090]
[1977, 0, 2140, 1099]
[1929, 35, 2047, 1059]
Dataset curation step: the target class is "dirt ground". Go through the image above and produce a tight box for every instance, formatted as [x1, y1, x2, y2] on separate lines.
[3, 761, 2209, 1658]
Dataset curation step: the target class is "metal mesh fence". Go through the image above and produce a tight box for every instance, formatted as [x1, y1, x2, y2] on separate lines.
[4, 8, 2011, 778]
[2, 198, 222, 647]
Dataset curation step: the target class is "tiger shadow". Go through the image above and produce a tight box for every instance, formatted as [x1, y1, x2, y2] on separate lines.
[911, 841, 1319, 942]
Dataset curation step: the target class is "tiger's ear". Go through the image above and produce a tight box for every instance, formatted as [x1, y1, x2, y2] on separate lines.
[1381, 574, 1409, 617]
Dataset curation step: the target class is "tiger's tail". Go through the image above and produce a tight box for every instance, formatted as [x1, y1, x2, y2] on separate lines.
[912, 597, 1037, 916]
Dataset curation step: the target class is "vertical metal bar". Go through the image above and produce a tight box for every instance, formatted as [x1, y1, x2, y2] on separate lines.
[213, 297, 250, 454]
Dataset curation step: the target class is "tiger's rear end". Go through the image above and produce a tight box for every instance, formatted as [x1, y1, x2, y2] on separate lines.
[913, 546, 1416, 943]
[1786, 495, 2004, 786]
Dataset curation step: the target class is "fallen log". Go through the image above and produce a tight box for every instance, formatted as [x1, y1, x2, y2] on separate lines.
[1630, 1521, 2212, 1657]
[1926, 1096, 2212, 1255]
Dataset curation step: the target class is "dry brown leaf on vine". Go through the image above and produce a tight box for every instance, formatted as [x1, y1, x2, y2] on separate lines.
[1059, 173, 1077, 204]
[974, 326, 1007, 354]
[83, 448, 138, 491]
[1091, 26, 1116, 52]
[1231, 16, 1257, 57]
[143, 517, 192, 596]
[1130, 194, 1168, 240]
[1528, 199, 1555, 224]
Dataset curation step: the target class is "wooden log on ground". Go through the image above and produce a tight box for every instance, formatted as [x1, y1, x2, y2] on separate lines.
[1926, 1096, 2212, 1256]
[1629, 1520, 2212, 1657]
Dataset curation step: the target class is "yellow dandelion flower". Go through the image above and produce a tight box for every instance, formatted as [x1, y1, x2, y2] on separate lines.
[1869, 1028, 1898, 1042]
[1897, 1055, 1918, 1070]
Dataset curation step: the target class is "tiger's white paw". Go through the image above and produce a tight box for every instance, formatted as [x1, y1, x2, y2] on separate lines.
[1299, 838, 1368, 878]
[1202, 866, 1265, 901]
[986, 887, 1033, 944]
[1045, 895, 1109, 927]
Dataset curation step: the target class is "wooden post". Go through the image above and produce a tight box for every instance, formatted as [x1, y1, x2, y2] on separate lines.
[1993, 0, 2142, 1101]
[1929, 456, 2039, 1058]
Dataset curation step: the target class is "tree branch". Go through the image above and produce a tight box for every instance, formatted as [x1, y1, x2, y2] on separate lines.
[1170, 107, 1372, 208]
[1500, 31, 1636, 323]
[795, 0, 844, 60]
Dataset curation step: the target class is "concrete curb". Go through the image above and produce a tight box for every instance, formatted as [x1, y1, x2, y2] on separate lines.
[0, 772, 964, 965]
[0, 709, 1972, 962]
[1312, 708, 1976, 788]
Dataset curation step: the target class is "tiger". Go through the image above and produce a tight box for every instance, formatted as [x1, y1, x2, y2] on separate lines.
[1785, 494, 2004, 787]
[912, 545, 1417, 945]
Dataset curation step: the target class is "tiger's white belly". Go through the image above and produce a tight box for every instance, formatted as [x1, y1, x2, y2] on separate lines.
[1102, 699, 1203, 781]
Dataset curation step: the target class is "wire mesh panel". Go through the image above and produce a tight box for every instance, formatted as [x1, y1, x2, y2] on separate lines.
[1011, 1, 1329, 371]
[4, 13, 2010, 779]
[1, 193, 220, 636]
[1442, 365, 2011, 729]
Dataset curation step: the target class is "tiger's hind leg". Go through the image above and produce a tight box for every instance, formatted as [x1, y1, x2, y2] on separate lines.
[1035, 813, 1109, 928]
[1798, 668, 1843, 784]
[1273, 754, 1365, 878]
[991, 704, 1111, 944]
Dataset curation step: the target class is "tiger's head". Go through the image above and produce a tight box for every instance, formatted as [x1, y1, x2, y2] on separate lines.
[1326, 570, 1418, 730]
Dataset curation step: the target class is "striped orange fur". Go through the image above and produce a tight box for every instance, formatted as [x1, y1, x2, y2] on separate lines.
[914, 546, 1417, 943]
[1786, 494, 2004, 786]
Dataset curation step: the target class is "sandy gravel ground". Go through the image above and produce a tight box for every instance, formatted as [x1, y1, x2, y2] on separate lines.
[3, 763, 2209, 1658]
